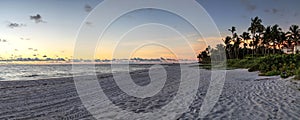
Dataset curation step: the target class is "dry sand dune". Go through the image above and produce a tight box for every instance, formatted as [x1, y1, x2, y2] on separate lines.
[0, 65, 299, 119]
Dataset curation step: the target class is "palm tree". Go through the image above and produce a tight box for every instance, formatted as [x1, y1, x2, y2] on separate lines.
[249, 41, 254, 55]
[228, 26, 242, 59]
[224, 36, 233, 59]
[228, 26, 236, 38]
[270, 24, 282, 54]
[286, 35, 293, 50]
[248, 16, 264, 57]
[287, 25, 300, 54]
[254, 35, 260, 55]
[278, 31, 287, 54]
[225, 26, 237, 58]
[233, 35, 242, 59]
[240, 32, 251, 56]
[262, 26, 272, 55]
[240, 32, 250, 46]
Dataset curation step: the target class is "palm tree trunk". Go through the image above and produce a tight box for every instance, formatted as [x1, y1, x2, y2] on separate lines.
[243, 47, 246, 58]
[295, 42, 298, 54]
[252, 46, 254, 57]
[273, 45, 276, 54]
[236, 48, 239, 59]
[263, 47, 265, 56]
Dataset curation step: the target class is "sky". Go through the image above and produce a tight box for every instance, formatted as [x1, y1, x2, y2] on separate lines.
[0, 0, 300, 60]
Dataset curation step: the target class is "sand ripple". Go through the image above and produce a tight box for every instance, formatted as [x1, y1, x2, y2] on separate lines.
[0, 66, 299, 119]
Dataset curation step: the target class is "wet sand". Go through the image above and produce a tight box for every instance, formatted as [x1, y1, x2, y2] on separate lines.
[0, 65, 299, 119]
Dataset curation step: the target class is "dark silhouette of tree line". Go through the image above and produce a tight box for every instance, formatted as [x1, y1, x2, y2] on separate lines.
[198, 16, 300, 63]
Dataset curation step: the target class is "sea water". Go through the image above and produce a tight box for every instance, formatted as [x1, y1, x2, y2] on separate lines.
[0, 64, 155, 81]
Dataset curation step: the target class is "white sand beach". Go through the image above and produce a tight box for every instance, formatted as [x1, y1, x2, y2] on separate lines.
[0, 65, 299, 119]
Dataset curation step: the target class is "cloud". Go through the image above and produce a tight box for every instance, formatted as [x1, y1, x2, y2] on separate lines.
[272, 8, 279, 14]
[294, 12, 299, 17]
[240, 0, 257, 11]
[197, 37, 223, 42]
[20, 37, 30, 40]
[30, 14, 46, 23]
[241, 15, 248, 19]
[8, 22, 26, 28]
[84, 4, 92, 12]
[85, 21, 92, 26]
[264, 8, 285, 16]
[0, 39, 8, 42]
[264, 9, 270, 13]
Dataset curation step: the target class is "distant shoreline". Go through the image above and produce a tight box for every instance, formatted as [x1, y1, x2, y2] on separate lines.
[0, 63, 186, 81]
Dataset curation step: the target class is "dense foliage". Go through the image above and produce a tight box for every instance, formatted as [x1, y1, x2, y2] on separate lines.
[227, 54, 300, 78]
[197, 16, 300, 79]
[295, 68, 300, 80]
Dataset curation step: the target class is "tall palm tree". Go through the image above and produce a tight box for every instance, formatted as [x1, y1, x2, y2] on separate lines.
[228, 26, 238, 58]
[287, 25, 300, 54]
[278, 31, 287, 53]
[240, 32, 251, 48]
[270, 24, 282, 54]
[224, 36, 233, 59]
[286, 35, 293, 50]
[254, 35, 260, 55]
[228, 26, 236, 36]
[248, 16, 264, 56]
[233, 35, 242, 59]
[262, 26, 272, 55]
[224, 36, 231, 46]
[240, 32, 251, 56]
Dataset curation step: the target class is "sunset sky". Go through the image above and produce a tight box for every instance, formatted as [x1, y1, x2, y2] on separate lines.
[1, 0, 300, 60]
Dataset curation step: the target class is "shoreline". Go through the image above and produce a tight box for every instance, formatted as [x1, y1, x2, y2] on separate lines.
[0, 63, 182, 81]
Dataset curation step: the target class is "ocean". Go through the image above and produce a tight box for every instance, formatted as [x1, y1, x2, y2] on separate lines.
[0, 64, 156, 81]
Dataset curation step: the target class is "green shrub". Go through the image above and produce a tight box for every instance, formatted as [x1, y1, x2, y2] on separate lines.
[226, 54, 300, 77]
[271, 65, 277, 71]
[259, 62, 269, 73]
[281, 72, 289, 78]
[295, 68, 300, 80]
[249, 64, 259, 72]
[263, 70, 281, 76]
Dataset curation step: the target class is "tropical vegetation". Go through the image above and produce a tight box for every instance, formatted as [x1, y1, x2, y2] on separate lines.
[197, 16, 300, 79]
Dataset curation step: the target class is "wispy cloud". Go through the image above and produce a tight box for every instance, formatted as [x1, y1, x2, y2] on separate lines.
[20, 37, 30, 40]
[264, 9, 270, 13]
[264, 8, 285, 17]
[294, 12, 299, 17]
[8, 22, 26, 28]
[85, 21, 93, 26]
[30, 14, 46, 23]
[0, 39, 8, 42]
[197, 37, 223, 42]
[240, 0, 257, 12]
[272, 8, 279, 14]
[84, 4, 93, 12]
